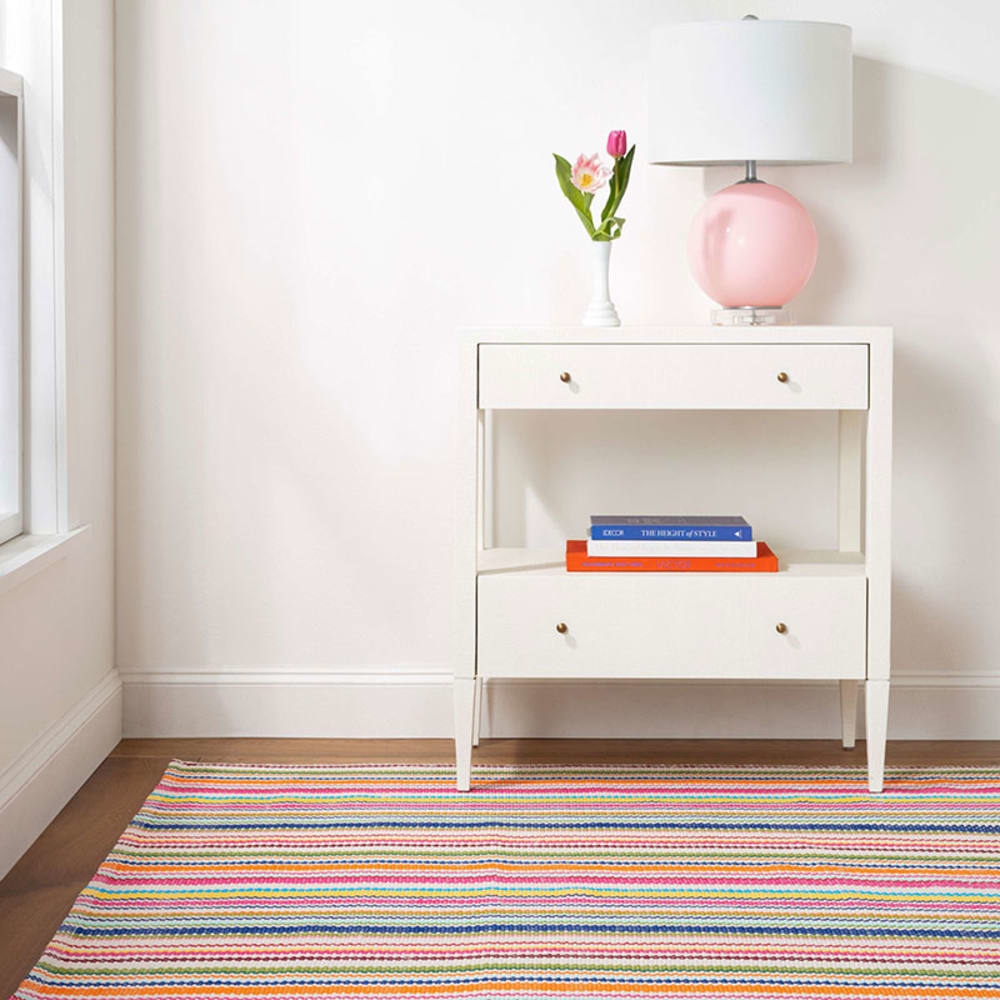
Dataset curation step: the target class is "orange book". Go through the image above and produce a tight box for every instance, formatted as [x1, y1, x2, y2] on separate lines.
[565, 539, 779, 572]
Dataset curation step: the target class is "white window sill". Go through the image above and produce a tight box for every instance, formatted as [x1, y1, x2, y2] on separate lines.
[0, 525, 89, 598]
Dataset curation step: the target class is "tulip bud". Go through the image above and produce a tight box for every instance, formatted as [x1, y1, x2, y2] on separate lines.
[606, 130, 627, 159]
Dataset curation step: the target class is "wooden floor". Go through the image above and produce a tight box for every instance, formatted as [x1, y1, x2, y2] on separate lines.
[2, 737, 999, 994]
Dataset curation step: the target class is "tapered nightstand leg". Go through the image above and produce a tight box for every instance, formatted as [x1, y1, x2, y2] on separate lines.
[472, 676, 483, 747]
[865, 680, 890, 792]
[839, 680, 859, 749]
[453, 677, 476, 791]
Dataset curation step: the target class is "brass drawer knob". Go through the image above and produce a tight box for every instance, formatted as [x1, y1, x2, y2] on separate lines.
[556, 622, 568, 634]
[775, 622, 788, 634]
[559, 371, 571, 383]
[776, 371, 789, 383]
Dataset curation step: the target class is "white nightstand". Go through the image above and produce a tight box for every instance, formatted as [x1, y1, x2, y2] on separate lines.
[454, 327, 892, 792]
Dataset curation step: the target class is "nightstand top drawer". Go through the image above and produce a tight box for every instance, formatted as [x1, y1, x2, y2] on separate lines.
[478, 343, 869, 410]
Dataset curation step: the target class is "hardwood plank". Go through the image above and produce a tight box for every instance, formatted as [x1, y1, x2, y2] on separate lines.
[110, 737, 459, 762]
[4, 737, 999, 995]
[0, 756, 167, 896]
[476, 739, 1000, 766]
[110, 736, 1000, 765]
[0, 886, 89, 991]
[0, 756, 168, 997]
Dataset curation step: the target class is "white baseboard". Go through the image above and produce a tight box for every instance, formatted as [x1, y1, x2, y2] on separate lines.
[121, 669, 1000, 741]
[0, 670, 122, 879]
[122, 670, 452, 738]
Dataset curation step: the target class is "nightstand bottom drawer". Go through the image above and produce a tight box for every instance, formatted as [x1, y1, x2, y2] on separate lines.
[477, 573, 866, 680]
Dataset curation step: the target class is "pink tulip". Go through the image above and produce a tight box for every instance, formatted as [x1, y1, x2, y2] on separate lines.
[571, 153, 612, 194]
[607, 130, 627, 158]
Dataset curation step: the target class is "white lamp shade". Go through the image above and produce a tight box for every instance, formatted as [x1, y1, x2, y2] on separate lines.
[649, 20, 852, 166]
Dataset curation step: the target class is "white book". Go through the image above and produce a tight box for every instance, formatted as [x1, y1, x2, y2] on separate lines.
[586, 538, 759, 558]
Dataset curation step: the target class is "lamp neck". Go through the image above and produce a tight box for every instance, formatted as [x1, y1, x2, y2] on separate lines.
[742, 160, 762, 183]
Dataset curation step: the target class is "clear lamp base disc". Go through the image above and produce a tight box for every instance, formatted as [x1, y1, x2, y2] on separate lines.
[711, 306, 790, 327]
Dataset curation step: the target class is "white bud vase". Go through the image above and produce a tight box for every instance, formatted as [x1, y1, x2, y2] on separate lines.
[582, 240, 621, 327]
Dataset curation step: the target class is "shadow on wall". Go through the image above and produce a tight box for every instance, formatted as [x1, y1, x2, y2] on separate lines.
[735, 56, 1000, 683]
[494, 57, 1000, 713]
[701, 56, 996, 323]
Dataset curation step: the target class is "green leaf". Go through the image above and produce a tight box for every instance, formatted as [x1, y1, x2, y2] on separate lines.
[617, 145, 635, 199]
[553, 153, 595, 237]
[601, 145, 635, 224]
[553, 153, 574, 194]
[600, 168, 619, 225]
[593, 216, 626, 241]
[594, 145, 635, 240]
[594, 215, 625, 241]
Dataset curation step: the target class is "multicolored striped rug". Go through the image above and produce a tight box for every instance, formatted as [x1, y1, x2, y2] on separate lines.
[13, 761, 1000, 998]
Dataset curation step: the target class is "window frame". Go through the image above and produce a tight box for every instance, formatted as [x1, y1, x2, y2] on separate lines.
[0, 67, 22, 546]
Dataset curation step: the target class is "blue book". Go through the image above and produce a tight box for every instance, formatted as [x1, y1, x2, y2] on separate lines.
[590, 515, 753, 541]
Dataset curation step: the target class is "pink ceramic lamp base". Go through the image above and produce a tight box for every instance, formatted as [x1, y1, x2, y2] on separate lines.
[687, 181, 817, 316]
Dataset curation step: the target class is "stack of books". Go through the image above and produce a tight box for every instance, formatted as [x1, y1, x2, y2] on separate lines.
[566, 515, 778, 572]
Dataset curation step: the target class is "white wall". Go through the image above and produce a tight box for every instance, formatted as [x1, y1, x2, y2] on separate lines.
[0, 0, 117, 875]
[116, 0, 1000, 737]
